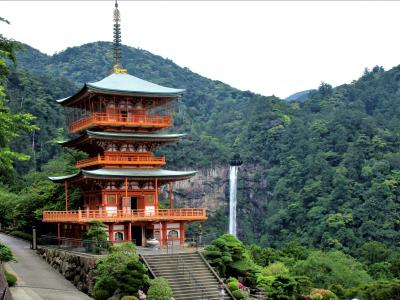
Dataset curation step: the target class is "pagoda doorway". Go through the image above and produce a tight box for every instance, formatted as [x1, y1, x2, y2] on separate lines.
[131, 196, 138, 210]
[132, 225, 142, 246]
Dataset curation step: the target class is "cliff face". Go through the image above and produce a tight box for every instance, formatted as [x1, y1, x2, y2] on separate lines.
[160, 164, 269, 243]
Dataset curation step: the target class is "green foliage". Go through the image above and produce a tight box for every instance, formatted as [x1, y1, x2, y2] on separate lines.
[83, 220, 108, 241]
[309, 289, 338, 300]
[205, 234, 259, 285]
[0, 242, 14, 263]
[93, 243, 149, 300]
[5, 271, 17, 286]
[360, 279, 400, 300]
[146, 277, 173, 300]
[261, 262, 289, 277]
[120, 297, 139, 300]
[9, 230, 32, 241]
[293, 250, 371, 289]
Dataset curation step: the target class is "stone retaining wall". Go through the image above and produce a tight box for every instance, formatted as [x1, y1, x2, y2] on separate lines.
[37, 247, 97, 295]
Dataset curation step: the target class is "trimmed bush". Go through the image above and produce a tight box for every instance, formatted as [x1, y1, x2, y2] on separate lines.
[147, 277, 172, 300]
[228, 281, 239, 291]
[121, 296, 139, 300]
[5, 271, 17, 286]
[0, 243, 14, 263]
[232, 289, 245, 299]
[9, 230, 32, 241]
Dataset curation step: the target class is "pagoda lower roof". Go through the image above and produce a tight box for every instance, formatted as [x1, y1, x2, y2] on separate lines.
[57, 73, 185, 106]
[59, 130, 186, 149]
[49, 168, 197, 184]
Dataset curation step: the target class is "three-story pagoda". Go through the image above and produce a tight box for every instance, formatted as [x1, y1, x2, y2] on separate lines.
[42, 1, 207, 246]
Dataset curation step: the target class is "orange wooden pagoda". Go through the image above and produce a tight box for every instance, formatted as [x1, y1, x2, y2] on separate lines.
[42, 1, 207, 246]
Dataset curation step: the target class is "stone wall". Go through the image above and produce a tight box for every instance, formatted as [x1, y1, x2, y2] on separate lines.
[37, 247, 97, 295]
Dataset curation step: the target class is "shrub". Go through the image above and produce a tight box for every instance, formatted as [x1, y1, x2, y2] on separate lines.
[147, 277, 172, 300]
[93, 243, 149, 300]
[9, 230, 32, 241]
[261, 262, 289, 277]
[228, 281, 239, 291]
[120, 296, 139, 300]
[309, 289, 338, 300]
[0, 243, 14, 263]
[232, 289, 244, 299]
[5, 271, 17, 286]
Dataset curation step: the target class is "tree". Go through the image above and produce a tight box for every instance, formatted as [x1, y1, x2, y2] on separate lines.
[93, 243, 149, 300]
[0, 17, 36, 181]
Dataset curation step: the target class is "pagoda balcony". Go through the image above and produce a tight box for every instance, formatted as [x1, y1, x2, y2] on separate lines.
[43, 208, 207, 223]
[69, 113, 172, 133]
[76, 154, 166, 168]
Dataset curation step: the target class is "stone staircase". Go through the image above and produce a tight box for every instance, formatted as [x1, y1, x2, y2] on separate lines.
[142, 252, 234, 300]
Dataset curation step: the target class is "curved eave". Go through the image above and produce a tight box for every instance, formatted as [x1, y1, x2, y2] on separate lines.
[58, 131, 186, 149]
[86, 85, 184, 98]
[49, 169, 197, 183]
[83, 169, 197, 181]
[49, 173, 80, 183]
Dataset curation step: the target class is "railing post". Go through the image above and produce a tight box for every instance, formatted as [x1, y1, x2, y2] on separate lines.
[78, 209, 82, 222]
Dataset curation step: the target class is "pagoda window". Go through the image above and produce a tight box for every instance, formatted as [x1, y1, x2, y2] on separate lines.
[120, 144, 128, 152]
[107, 143, 118, 152]
[145, 195, 155, 204]
[105, 194, 118, 205]
[127, 144, 135, 152]
[137, 145, 146, 152]
[114, 232, 124, 241]
[168, 230, 179, 239]
[129, 181, 139, 190]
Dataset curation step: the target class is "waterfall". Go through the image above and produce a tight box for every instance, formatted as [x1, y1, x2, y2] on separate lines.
[229, 165, 238, 237]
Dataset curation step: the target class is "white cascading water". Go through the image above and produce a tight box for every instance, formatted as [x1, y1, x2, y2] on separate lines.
[229, 165, 239, 237]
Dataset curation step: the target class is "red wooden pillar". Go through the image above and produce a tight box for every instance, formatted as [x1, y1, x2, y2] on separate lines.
[64, 181, 68, 211]
[179, 222, 185, 245]
[128, 222, 132, 242]
[162, 222, 167, 247]
[155, 178, 158, 209]
[109, 224, 113, 242]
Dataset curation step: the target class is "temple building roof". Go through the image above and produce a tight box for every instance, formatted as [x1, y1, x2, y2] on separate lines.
[57, 73, 185, 106]
[49, 168, 197, 184]
[59, 130, 185, 154]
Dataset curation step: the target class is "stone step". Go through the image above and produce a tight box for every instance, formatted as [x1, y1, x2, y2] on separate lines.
[142, 252, 233, 300]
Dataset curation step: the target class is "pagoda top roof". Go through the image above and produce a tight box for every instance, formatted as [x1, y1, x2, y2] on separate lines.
[49, 168, 196, 184]
[57, 73, 185, 105]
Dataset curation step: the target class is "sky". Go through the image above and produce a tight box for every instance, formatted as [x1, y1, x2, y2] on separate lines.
[1, 1, 400, 98]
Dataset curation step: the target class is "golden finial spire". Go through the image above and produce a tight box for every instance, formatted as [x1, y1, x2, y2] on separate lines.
[112, 0, 127, 74]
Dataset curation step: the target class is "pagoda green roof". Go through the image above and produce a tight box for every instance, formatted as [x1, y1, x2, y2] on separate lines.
[86, 130, 186, 141]
[49, 168, 197, 183]
[57, 73, 184, 105]
[59, 131, 185, 152]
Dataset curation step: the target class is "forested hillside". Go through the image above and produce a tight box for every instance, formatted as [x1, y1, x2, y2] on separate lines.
[1, 42, 400, 258]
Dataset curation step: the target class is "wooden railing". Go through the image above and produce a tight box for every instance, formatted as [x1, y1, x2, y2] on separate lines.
[43, 208, 207, 223]
[76, 154, 166, 168]
[69, 113, 172, 133]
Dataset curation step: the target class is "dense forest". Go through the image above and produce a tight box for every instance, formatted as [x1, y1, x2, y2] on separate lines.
[1, 24, 400, 258]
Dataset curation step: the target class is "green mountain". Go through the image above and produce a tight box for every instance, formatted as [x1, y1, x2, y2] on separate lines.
[4, 43, 400, 254]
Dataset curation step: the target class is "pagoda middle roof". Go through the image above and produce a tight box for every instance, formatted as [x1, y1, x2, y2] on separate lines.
[49, 168, 197, 183]
[57, 73, 185, 105]
[59, 130, 186, 149]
